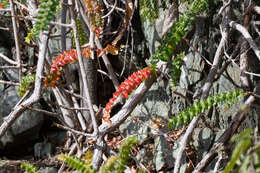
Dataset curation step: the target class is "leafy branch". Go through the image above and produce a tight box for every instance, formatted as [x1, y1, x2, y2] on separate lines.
[220, 128, 252, 173]
[20, 162, 39, 173]
[168, 89, 244, 129]
[18, 74, 35, 97]
[25, 0, 60, 43]
[58, 136, 139, 173]
[152, 0, 208, 88]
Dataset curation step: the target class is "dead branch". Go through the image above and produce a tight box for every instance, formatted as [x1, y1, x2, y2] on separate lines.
[228, 20, 260, 61]
[193, 85, 259, 172]
[70, 0, 99, 135]
[173, 1, 231, 172]
[0, 31, 48, 138]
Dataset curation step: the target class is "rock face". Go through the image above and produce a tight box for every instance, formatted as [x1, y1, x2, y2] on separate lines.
[120, 80, 187, 172]
[120, 2, 259, 172]
[0, 46, 44, 153]
[0, 86, 44, 152]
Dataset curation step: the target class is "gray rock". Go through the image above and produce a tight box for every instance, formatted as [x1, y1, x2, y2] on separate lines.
[3, 66, 19, 82]
[143, 20, 161, 57]
[0, 86, 44, 150]
[212, 64, 242, 129]
[41, 167, 58, 173]
[172, 139, 187, 173]
[154, 136, 174, 171]
[120, 80, 187, 171]
[192, 128, 215, 160]
[34, 142, 52, 159]
[120, 80, 182, 142]
[119, 116, 149, 142]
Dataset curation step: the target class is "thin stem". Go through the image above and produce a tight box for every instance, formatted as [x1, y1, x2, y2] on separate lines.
[0, 31, 48, 138]
[70, 0, 99, 135]
[229, 20, 260, 61]
[9, 0, 21, 81]
[174, 2, 231, 172]
[0, 80, 20, 86]
[0, 52, 17, 65]
[77, 1, 120, 88]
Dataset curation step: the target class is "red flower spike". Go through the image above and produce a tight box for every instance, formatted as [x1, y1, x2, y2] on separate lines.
[102, 67, 153, 123]
[123, 81, 131, 91]
[45, 46, 97, 88]
[110, 97, 117, 102]
[113, 92, 120, 98]
[126, 79, 136, 90]
[117, 85, 125, 92]
[108, 99, 115, 105]
[142, 73, 149, 79]
[134, 77, 142, 84]
[121, 91, 128, 98]
[105, 105, 111, 112]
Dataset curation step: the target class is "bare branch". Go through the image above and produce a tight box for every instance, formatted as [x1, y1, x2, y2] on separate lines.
[0, 31, 48, 138]
[193, 92, 258, 172]
[98, 72, 158, 136]
[53, 122, 95, 139]
[9, 0, 22, 81]
[0, 52, 17, 65]
[0, 80, 19, 86]
[229, 20, 260, 61]
[253, 6, 260, 14]
[173, 3, 231, 171]
[70, 0, 99, 135]
[102, 0, 118, 19]
[0, 65, 21, 69]
[78, 0, 120, 89]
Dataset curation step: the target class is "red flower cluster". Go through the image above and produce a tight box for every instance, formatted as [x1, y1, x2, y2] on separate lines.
[103, 67, 152, 124]
[44, 48, 91, 88]
[44, 45, 121, 88]
[50, 49, 78, 74]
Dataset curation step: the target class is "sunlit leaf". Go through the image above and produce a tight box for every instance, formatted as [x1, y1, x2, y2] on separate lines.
[104, 45, 119, 55]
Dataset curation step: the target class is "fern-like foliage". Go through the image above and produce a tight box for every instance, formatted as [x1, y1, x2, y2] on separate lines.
[100, 136, 138, 173]
[168, 89, 244, 129]
[20, 162, 39, 173]
[103, 67, 153, 124]
[151, 0, 208, 88]
[115, 136, 138, 172]
[0, 0, 8, 8]
[58, 153, 94, 173]
[58, 136, 139, 173]
[25, 0, 59, 43]
[18, 74, 35, 97]
[139, 0, 169, 22]
[72, 19, 89, 47]
[170, 52, 184, 90]
[237, 141, 260, 172]
[100, 156, 118, 173]
[153, 0, 208, 63]
[220, 128, 260, 172]
[220, 128, 252, 173]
